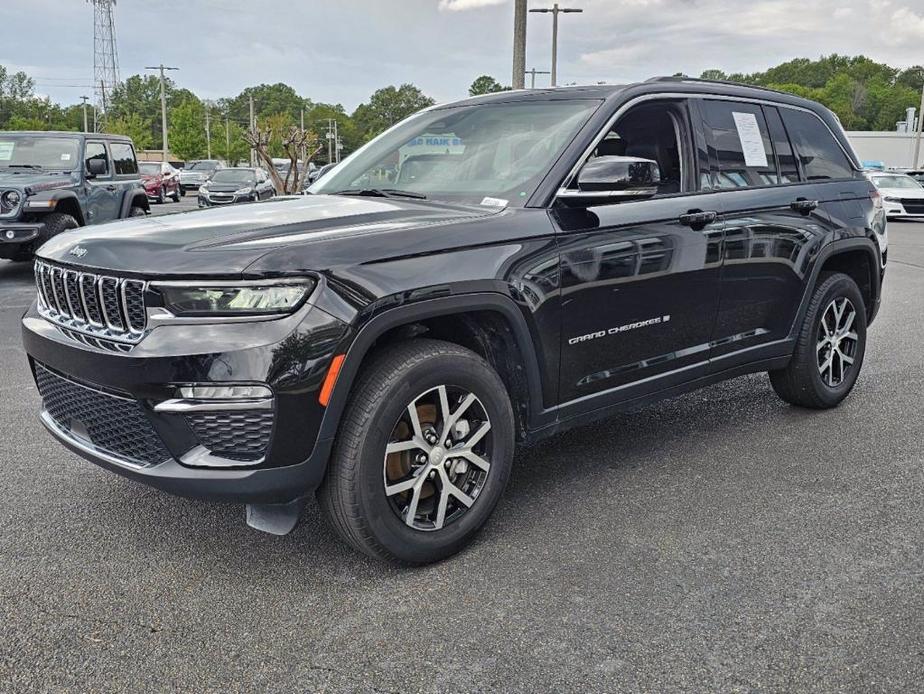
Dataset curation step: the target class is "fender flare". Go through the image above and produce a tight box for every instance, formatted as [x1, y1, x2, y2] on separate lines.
[119, 186, 150, 217]
[27, 190, 86, 225]
[788, 236, 881, 340]
[314, 292, 549, 446]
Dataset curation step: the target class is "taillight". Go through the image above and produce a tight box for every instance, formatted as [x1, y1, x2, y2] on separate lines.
[870, 188, 882, 209]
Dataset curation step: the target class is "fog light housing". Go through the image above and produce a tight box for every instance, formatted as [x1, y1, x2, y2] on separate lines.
[178, 384, 272, 400]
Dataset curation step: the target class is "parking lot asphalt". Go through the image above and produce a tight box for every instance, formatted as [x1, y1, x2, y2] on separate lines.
[0, 216, 922, 693]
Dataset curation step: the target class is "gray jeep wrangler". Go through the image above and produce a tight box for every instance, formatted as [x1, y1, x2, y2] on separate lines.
[0, 131, 149, 261]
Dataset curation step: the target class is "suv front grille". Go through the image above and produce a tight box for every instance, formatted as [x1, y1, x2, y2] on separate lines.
[34, 261, 147, 344]
[34, 363, 170, 467]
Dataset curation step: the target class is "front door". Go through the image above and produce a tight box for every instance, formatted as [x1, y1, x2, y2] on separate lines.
[554, 99, 724, 406]
[83, 141, 119, 223]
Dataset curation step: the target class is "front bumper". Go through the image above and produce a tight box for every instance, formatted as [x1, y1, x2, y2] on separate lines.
[883, 200, 924, 217]
[0, 221, 44, 247]
[22, 298, 350, 503]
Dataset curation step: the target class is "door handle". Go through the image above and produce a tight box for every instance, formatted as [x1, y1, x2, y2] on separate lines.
[679, 210, 718, 228]
[790, 198, 818, 214]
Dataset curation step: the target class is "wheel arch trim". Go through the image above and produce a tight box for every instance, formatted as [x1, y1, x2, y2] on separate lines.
[790, 236, 881, 339]
[315, 293, 549, 446]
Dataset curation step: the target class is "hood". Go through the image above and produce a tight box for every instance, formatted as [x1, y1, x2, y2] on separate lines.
[206, 182, 253, 193]
[36, 194, 500, 277]
[879, 186, 924, 199]
[180, 169, 210, 179]
[0, 169, 78, 192]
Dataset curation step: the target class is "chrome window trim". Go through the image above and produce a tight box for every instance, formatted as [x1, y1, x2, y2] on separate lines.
[555, 91, 861, 198]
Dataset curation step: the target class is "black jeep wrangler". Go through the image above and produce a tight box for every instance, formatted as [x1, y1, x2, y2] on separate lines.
[0, 131, 149, 261]
[22, 79, 887, 564]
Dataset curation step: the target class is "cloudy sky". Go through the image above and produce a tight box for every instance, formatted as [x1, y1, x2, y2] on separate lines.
[3, 0, 924, 110]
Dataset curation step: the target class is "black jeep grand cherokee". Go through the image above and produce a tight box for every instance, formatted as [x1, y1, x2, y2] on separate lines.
[22, 78, 887, 564]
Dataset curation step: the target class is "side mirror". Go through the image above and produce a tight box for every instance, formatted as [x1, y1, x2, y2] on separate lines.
[86, 158, 107, 177]
[558, 155, 660, 203]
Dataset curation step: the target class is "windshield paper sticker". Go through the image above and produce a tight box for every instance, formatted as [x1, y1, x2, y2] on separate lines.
[0, 142, 13, 161]
[480, 197, 508, 208]
[732, 112, 768, 168]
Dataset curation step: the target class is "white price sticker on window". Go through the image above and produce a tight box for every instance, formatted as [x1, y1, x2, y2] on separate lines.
[732, 112, 769, 168]
[0, 142, 13, 161]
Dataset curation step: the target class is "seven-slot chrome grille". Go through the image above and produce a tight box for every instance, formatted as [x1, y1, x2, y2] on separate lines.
[34, 260, 147, 345]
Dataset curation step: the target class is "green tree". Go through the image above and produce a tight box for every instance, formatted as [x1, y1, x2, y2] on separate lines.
[106, 112, 154, 149]
[352, 84, 434, 140]
[169, 99, 207, 160]
[468, 75, 508, 96]
[699, 69, 728, 81]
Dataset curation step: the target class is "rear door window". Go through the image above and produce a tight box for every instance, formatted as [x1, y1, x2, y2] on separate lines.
[701, 100, 777, 189]
[779, 108, 854, 180]
[110, 142, 138, 175]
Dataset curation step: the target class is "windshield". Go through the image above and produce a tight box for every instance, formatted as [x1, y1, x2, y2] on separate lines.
[210, 169, 254, 184]
[310, 100, 601, 206]
[139, 162, 160, 175]
[0, 135, 80, 171]
[189, 160, 219, 171]
[872, 175, 922, 189]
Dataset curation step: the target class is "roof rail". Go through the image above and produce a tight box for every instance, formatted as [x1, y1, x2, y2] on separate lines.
[644, 75, 791, 97]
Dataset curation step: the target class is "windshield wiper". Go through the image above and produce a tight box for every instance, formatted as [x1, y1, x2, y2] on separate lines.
[333, 188, 427, 200]
[5, 164, 43, 170]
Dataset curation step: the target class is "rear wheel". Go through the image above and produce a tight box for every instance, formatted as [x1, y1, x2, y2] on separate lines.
[769, 272, 867, 408]
[318, 339, 515, 564]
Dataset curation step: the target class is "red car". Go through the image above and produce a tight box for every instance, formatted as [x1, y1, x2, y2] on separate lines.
[139, 161, 181, 203]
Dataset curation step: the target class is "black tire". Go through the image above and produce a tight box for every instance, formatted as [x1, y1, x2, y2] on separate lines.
[156, 186, 165, 204]
[129, 205, 147, 217]
[171, 186, 180, 202]
[318, 339, 516, 564]
[180, 187, 187, 197]
[769, 272, 867, 409]
[40, 212, 80, 243]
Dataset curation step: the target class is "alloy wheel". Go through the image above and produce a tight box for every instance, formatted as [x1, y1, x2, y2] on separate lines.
[383, 385, 492, 531]
[817, 297, 859, 387]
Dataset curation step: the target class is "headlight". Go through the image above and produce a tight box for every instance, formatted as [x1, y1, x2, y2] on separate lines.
[884, 196, 899, 202]
[236, 187, 253, 195]
[158, 280, 315, 317]
[1, 190, 22, 208]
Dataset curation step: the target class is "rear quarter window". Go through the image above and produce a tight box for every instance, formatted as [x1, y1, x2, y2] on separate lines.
[110, 142, 138, 175]
[779, 109, 854, 180]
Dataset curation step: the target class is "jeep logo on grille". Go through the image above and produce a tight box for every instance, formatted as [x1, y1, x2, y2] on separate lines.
[69, 245, 88, 258]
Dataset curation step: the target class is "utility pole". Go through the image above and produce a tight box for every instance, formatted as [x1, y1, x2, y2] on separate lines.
[512, 0, 527, 90]
[914, 84, 924, 168]
[530, 3, 583, 87]
[327, 118, 334, 164]
[79, 95, 90, 132]
[248, 94, 255, 167]
[225, 113, 231, 164]
[525, 68, 551, 89]
[204, 106, 211, 159]
[334, 119, 341, 163]
[144, 64, 178, 162]
[300, 108, 306, 163]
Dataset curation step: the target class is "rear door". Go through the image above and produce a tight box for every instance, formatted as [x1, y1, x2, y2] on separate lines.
[83, 140, 119, 223]
[697, 99, 834, 370]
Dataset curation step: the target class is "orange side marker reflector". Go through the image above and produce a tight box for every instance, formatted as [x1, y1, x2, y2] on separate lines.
[318, 354, 346, 407]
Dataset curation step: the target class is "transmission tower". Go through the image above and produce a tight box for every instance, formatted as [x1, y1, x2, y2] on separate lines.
[90, 0, 120, 131]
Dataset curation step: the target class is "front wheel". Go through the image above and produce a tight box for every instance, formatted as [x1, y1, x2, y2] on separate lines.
[129, 205, 147, 217]
[769, 272, 867, 409]
[318, 339, 515, 564]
